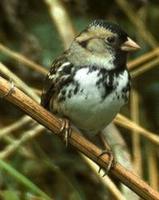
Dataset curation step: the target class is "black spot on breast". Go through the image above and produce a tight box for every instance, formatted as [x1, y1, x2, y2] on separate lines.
[74, 85, 79, 94]
[61, 89, 66, 95]
[96, 77, 104, 86]
[121, 82, 130, 102]
[58, 89, 67, 102]
[68, 90, 72, 98]
[58, 96, 66, 102]
[57, 76, 73, 91]
[96, 68, 116, 100]
[102, 85, 114, 99]
[122, 83, 130, 93]
[87, 66, 98, 73]
[71, 80, 80, 95]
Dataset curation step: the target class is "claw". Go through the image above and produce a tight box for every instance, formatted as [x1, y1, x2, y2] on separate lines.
[97, 149, 115, 177]
[0, 79, 14, 98]
[59, 118, 71, 147]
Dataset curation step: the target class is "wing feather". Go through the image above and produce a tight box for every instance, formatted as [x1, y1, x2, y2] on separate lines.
[41, 53, 72, 109]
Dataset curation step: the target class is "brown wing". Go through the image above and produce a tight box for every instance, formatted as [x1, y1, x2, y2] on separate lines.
[41, 52, 72, 110]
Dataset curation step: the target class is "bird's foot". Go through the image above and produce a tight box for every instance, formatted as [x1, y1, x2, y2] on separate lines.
[59, 118, 72, 147]
[98, 149, 116, 177]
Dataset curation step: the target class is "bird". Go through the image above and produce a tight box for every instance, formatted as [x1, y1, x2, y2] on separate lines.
[41, 19, 140, 172]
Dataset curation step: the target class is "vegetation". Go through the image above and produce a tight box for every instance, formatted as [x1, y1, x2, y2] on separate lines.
[0, 0, 159, 199]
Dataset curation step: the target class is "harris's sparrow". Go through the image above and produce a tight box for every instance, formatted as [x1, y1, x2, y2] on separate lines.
[41, 20, 140, 168]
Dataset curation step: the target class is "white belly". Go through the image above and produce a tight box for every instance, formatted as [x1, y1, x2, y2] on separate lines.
[58, 68, 129, 134]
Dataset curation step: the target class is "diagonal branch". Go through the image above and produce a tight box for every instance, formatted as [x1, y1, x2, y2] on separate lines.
[0, 76, 159, 200]
[0, 43, 47, 75]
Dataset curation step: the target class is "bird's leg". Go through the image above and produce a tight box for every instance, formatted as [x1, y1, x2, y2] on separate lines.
[59, 118, 72, 147]
[97, 133, 116, 176]
[0, 79, 15, 98]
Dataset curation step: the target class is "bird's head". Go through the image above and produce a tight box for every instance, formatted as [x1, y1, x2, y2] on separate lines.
[69, 20, 140, 70]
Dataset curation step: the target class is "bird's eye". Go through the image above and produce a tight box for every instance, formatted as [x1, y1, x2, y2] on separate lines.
[106, 36, 116, 44]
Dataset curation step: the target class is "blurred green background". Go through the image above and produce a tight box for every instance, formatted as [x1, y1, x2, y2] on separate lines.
[0, 0, 159, 199]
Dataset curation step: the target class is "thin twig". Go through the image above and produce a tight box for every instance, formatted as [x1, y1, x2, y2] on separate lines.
[128, 48, 159, 70]
[0, 62, 39, 102]
[115, 114, 159, 145]
[0, 62, 39, 142]
[2, 134, 35, 159]
[0, 125, 44, 159]
[0, 116, 32, 139]
[81, 154, 126, 200]
[130, 90, 142, 176]
[131, 57, 159, 78]
[0, 43, 47, 75]
[44, 0, 75, 49]
[147, 143, 158, 190]
[0, 76, 159, 200]
[104, 124, 139, 200]
[0, 159, 52, 200]
[115, 0, 157, 47]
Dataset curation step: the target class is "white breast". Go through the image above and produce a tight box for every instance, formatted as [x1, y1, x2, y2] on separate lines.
[60, 68, 129, 134]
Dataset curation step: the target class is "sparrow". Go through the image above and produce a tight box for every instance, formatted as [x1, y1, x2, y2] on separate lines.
[41, 20, 140, 171]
